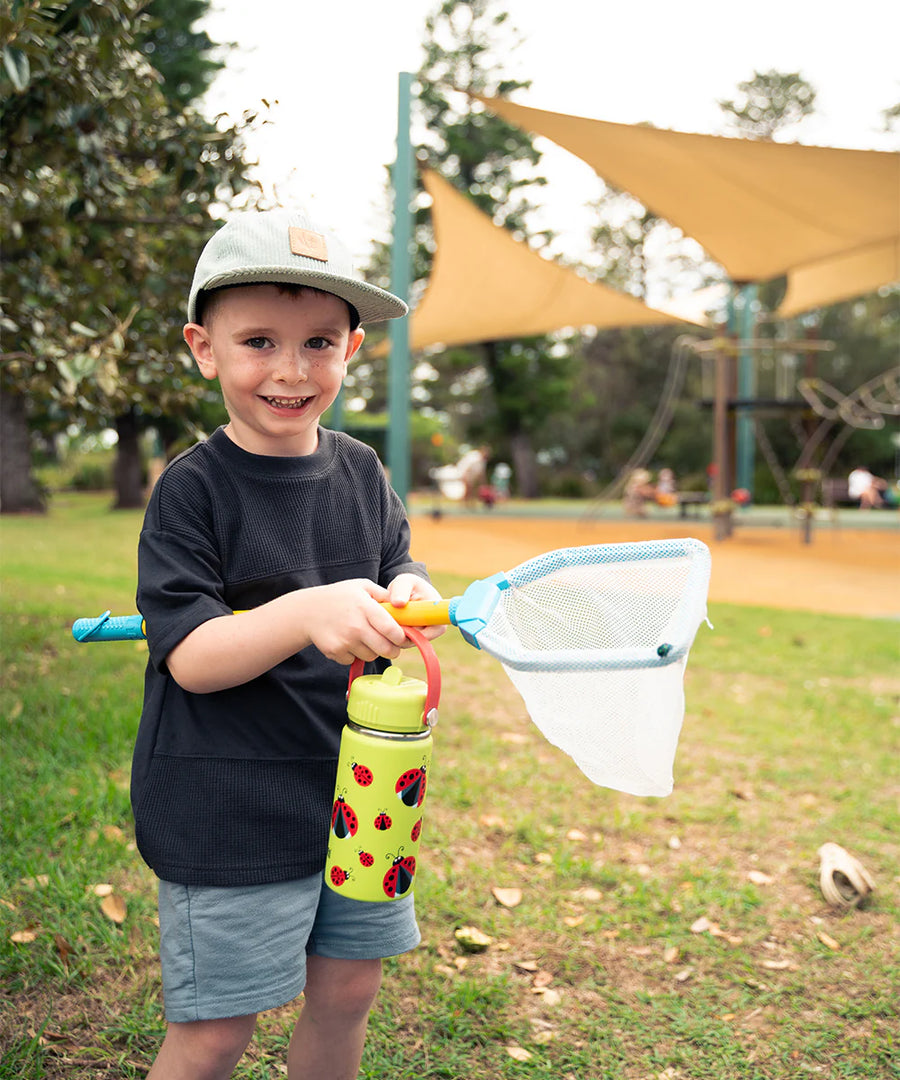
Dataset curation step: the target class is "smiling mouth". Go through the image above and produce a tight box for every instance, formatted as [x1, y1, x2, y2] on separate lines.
[262, 395, 311, 409]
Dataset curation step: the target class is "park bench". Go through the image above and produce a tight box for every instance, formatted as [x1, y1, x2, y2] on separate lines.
[820, 478, 854, 508]
[677, 492, 710, 519]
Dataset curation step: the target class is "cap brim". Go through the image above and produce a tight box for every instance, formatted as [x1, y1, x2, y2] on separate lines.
[190, 268, 407, 325]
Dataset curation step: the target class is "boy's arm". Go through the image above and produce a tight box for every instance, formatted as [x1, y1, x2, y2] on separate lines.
[166, 578, 411, 695]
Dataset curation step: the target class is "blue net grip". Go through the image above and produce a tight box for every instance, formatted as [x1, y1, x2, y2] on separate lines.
[72, 611, 146, 642]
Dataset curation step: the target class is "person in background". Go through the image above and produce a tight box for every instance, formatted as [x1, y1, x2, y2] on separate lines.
[847, 465, 888, 509]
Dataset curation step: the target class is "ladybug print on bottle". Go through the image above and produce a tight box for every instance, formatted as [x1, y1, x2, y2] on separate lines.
[358, 850, 375, 867]
[395, 763, 427, 808]
[330, 865, 351, 887]
[373, 810, 393, 831]
[383, 851, 417, 898]
[331, 794, 359, 839]
[351, 762, 373, 787]
[410, 818, 422, 842]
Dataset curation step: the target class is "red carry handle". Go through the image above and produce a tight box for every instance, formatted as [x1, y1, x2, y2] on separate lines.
[347, 626, 441, 727]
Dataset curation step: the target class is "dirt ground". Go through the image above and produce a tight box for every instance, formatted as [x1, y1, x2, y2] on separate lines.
[407, 513, 900, 620]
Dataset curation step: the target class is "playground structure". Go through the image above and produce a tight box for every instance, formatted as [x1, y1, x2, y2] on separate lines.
[589, 322, 899, 543]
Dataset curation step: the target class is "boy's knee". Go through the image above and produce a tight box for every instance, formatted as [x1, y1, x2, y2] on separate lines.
[304, 956, 382, 1021]
[154, 1014, 258, 1077]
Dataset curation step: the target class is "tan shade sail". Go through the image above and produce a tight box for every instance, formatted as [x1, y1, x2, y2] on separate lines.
[410, 169, 691, 351]
[475, 93, 900, 295]
[778, 237, 900, 317]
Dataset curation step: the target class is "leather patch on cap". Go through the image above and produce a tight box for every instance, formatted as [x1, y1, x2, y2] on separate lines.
[289, 227, 328, 262]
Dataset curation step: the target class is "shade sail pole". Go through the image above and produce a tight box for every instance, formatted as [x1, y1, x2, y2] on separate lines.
[388, 71, 414, 505]
[735, 283, 757, 497]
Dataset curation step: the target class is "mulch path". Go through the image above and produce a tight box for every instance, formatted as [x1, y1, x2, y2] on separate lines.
[408, 513, 899, 619]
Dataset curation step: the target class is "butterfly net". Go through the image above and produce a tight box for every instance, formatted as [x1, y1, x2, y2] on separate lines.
[475, 538, 711, 797]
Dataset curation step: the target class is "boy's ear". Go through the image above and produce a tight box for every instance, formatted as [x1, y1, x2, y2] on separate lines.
[183, 323, 217, 380]
[344, 327, 365, 364]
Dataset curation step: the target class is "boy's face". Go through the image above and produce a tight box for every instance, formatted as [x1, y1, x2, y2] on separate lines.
[184, 285, 365, 456]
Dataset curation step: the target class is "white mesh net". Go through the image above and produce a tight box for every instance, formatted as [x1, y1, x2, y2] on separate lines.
[475, 539, 711, 796]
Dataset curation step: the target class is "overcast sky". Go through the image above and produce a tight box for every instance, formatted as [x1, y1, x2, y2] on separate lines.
[198, 0, 899, 266]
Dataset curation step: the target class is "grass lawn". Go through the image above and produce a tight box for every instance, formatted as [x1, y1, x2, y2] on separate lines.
[1, 493, 898, 1078]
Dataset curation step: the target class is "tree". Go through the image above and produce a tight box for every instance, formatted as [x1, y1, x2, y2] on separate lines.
[367, 0, 575, 496]
[0, 0, 255, 512]
[718, 69, 817, 140]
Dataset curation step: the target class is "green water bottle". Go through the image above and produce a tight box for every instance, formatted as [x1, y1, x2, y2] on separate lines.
[325, 627, 441, 902]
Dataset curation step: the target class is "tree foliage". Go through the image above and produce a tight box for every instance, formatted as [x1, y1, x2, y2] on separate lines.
[366, 0, 576, 496]
[718, 69, 817, 140]
[0, 0, 255, 511]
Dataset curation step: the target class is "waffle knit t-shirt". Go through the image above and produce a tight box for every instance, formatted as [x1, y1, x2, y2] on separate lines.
[132, 426, 427, 886]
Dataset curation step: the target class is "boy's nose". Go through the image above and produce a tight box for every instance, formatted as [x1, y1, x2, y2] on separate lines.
[274, 353, 308, 384]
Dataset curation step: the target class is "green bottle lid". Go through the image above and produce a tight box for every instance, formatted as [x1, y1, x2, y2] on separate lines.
[347, 665, 428, 733]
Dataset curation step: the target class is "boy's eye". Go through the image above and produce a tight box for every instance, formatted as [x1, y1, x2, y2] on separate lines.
[305, 336, 334, 350]
[244, 336, 272, 350]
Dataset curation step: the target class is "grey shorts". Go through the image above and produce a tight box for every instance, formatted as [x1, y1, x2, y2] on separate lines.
[157, 873, 420, 1022]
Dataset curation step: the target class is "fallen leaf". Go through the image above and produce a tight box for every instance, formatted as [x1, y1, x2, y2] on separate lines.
[454, 926, 492, 952]
[514, 960, 540, 973]
[534, 852, 553, 864]
[102, 825, 126, 843]
[674, 967, 693, 982]
[492, 887, 523, 908]
[100, 893, 127, 924]
[748, 870, 774, 886]
[532, 969, 553, 988]
[500, 732, 528, 745]
[54, 933, 75, 965]
[20, 875, 50, 890]
[563, 915, 584, 928]
[817, 931, 840, 950]
[762, 959, 794, 970]
[506, 1046, 532, 1062]
[663, 946, 679, 964]
[10, 929, 38, 943]
[668, 836, 682, 850]
[91, 883, 114, 897]
[479, 814, 506, 828]
[690, 916, 714, 933]
[539, 988, 562, 1005]
[565, 829, 588, 841]
[570, 887, 602, 902]
[452, 956, 468, 971]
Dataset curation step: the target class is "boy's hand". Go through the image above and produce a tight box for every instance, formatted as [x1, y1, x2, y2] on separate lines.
[302, 579, 410, 665]
[384, 573, 446, 643]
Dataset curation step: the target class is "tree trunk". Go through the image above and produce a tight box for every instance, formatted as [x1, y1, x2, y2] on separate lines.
[0, 389, 46, 513]
[113, 407, 145, 509]
[509, 432, 539, 499]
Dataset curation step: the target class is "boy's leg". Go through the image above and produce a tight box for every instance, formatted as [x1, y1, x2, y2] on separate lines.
[147, 1013, 257, 1080]
[287, 955, 382, 1080]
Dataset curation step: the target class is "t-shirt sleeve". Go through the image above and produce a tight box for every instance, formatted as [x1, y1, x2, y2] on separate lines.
[137, 470, 232, 672]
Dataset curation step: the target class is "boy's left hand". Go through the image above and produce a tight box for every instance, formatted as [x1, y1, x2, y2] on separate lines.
[386, 574, 446, 642]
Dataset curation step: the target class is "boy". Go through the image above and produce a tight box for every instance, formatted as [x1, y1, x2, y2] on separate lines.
[134, 208, 443, 1079]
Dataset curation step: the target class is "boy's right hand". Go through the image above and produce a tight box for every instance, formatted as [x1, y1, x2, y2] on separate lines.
[298, 579, 409, 666]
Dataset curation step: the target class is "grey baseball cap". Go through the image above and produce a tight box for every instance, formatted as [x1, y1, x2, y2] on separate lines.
[187, 208, 408, 325]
